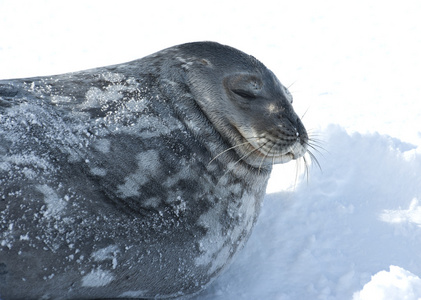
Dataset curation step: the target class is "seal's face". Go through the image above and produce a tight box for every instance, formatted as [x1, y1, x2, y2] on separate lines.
[222, 72, 308, 167]
[179, 42, 307, 169]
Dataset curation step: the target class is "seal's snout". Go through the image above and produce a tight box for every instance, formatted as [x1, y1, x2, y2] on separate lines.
[292, 115, 308, 155]
[295, 116, 308, 144]
[280, 110, 307, 141]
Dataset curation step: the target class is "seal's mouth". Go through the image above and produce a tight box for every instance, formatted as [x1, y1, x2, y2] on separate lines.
[248, 136, 307, 164]
[235, 126, 308, 167]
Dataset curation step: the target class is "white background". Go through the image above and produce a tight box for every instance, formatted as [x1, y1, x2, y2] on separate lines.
[1, 1, 421, 299]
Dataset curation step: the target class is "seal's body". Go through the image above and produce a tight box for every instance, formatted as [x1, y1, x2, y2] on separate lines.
[0, 42, 307, 299]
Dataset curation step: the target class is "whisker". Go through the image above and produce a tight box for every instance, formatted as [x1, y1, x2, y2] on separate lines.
[307, 150, 322, 171]
[287, 80, 297, 90]
[303, 155, 310, 183]
[306, 143, 326, 157]
[307, 139, 325, 147]
[258, 141, 275, 175]
[306, 132, 323, 139]
[301, 106, 310, 120]
[306, 131, 328, 158]
[306, 134, 324, 143]
[217, 140, 272, 185]
[208, 141, 251, 166]
[271, 150, 275, 167]
[302, 130, 324, 176]
[207, 136, 262, 166]
[306, 131, 322, 137]
[306, 130, 324, 139]
[217, 143, 264, 185]
[293, 157, 300, 189]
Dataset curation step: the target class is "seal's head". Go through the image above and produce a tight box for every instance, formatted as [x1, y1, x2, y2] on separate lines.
[177, 42, 308, 168]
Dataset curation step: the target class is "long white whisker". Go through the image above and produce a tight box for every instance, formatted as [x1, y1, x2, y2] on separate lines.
[217, 141, 269, 185]
[303, 155, 309, 183]
[208, 136, 262, 166]
[258, 142, 275, 175]
[208, 141, 251, 166]
[307, 150, 322, 171]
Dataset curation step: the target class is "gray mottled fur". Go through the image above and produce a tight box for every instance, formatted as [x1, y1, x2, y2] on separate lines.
[0, 42, 307, 299]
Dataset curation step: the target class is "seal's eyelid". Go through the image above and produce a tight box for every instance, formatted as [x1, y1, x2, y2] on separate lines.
[232, 89, 257, 100]
[230, 78, 261, 100]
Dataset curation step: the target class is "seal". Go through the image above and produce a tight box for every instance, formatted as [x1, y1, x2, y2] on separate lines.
[0, 42, 308, 299]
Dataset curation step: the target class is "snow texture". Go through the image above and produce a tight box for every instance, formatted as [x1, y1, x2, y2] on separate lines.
[193, 126, 421, 299]
[1, 0, 421, 299]
[353, 266, 421, 300]
[81, 269, 114, 287]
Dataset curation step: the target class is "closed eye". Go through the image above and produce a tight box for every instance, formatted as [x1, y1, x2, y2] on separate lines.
[232, 89, 257, 100]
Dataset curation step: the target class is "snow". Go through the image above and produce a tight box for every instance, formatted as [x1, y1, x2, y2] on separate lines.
[193, 126, 421, 299]
[36, 184, 67, 218]
[1, 0, 421, 299]
[353, 266, 421, 300]
[117, 150, 160, 198]
[91, 245, 119, 270]
[81, 269, 114, 287]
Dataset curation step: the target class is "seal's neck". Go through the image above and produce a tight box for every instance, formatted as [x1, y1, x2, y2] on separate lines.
[158, 74, 272, 188]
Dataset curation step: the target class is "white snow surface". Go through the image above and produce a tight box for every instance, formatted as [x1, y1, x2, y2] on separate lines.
[194, 126, 421, 299]
[1, 1, 421, 299]
[353, 266, 421, 300]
